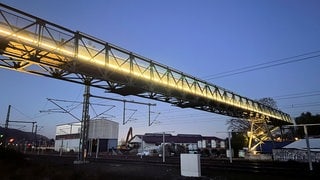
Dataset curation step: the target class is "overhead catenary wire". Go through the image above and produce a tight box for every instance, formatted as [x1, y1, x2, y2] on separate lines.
[273, 91, 320, 100]
[280, 102, 320, 109]
[8, 90, 317, 132]
[10, 105, 33, 120]
[7, 105, 47, 122]
[36, 88, 320, 128]
[203, 50, 320, 80]
[199, 50, 320, 120]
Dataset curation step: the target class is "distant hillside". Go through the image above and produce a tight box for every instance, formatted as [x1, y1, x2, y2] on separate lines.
[0, 126, 50, 143]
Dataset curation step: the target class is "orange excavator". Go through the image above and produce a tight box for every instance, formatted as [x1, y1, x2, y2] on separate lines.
[119, 127, 133, 151]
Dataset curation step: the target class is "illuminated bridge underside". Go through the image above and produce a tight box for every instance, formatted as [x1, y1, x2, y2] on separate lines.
[0, 4, 292, 126]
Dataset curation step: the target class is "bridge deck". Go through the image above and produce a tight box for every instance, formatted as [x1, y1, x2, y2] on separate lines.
[0, 3, 292, 125]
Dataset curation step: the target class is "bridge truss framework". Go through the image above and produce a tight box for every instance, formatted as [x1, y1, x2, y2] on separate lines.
[0, 3, 292, 161]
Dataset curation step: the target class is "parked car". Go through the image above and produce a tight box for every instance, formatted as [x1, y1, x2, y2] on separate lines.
[137, 150, 150, 156]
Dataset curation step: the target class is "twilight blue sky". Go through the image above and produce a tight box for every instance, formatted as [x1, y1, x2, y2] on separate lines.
[0, 0, 320, 139]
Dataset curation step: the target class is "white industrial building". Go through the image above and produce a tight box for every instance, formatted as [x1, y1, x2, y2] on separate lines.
[54, 119, 119, 153]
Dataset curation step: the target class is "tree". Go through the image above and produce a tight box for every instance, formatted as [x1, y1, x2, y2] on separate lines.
[295, 112, 320, 138]
[230, 132, 248, 157]
[258, 97, 278, 109]
[227, 118, 250, 133]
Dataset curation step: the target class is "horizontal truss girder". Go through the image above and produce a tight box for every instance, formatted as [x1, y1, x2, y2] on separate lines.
[0, 3, 292, 125]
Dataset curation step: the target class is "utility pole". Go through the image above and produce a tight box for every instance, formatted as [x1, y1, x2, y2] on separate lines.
[34, 124, 38, 148]
[228, 131, 232, 163]
[3, 105, 11, 147]
[162, 132, 165, 163]
[157, 131, 174, 163]
[31, 122, 36, 134]
[77, 79, 91, 163]
[2, 105, 38, 149]
[284, 124, 320, 171]
[303, 125, 312, 171]
[4, 105, 11, 129]
[217, 130, 233, 163]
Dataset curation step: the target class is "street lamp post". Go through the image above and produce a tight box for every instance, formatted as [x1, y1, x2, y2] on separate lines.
[284, 124, 320, 171]
[303, 125, 312, 171]
[217, 131, 233, 163]
[228, 131, 232, 163]
[149, 131, 174, 163]
[163, 132, 165, 163]
[140, 135, 144, 159]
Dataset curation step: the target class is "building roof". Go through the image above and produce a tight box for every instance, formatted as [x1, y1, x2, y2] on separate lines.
[283, 138, 320, 152]
[131, 133, 223, 144]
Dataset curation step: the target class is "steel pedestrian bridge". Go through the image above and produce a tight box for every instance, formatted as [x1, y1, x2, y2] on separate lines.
[0, 3, 292, 125]
[0, 4, 292, 155]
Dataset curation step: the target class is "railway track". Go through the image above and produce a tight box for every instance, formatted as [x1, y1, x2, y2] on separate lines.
[26, 153, 319, 179]
[88, 155, 319, 175]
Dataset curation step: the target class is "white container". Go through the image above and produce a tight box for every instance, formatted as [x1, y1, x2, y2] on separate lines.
[180, 154, 201, 177]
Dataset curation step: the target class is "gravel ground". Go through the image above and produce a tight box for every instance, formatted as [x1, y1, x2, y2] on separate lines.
[0, 149, 199, 180]
[0, 149, 319, 180]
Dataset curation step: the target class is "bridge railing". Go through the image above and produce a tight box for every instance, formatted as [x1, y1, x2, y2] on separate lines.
[0, 3, 292, 124]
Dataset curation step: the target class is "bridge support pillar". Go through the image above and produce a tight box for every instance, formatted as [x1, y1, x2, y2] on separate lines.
[247, 118, 273, 153]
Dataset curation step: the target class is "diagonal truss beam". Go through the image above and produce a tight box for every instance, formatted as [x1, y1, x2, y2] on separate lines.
[0, 3, 293, 126]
